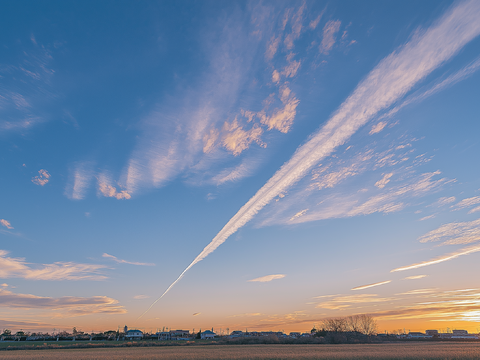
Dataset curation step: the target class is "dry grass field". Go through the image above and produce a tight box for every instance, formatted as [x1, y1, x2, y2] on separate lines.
[1, 343, 480, 359]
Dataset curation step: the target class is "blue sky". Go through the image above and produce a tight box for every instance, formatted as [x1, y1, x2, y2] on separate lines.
[1, 0, 480, 334]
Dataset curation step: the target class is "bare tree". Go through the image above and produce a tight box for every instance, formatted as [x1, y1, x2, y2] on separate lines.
[346, 315, 361, 333]
[358, 314, 377, 335]
[320, 314, 377, 335]
[322, 317, 347, 332]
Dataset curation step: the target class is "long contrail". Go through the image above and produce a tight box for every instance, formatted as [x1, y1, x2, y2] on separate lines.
[139, 0, 480, 319]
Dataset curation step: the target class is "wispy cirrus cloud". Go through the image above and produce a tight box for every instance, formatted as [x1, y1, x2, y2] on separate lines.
[0, 219, 13, 229]
[403, 275, 427, 280]
[283, 4, 306, 50]
[351, 280, 391, 291]
[0, 319, 57, 331]
[133, 295, 150, 300]
[229, 312, 263, 318]
[265, 169, 449, 226]
[102, 253, 154, 266]
[469, 206, 480, 214]
[370, 288, 480, 322]
[320, 20, 341, 54]
[31, 169, 50, 186]
[419, 218, 480, 245]
[391, 218, 480, 272]
[211, 157, 263, 185]
[0, 36, 56, 134]
[369, 121, 387, 135]
[419, 214, 435, 221]
[429, 196, 456, 208]
[380, 55, 480, 122]
[139, 1, 480, 313]
[248, 274, 286, 282]
[97, 174, 131, 200]
[65, 162, 94, 200]
[452, 196, 480, 211]
[122, 6, 304, 197]
[309, 10, 325, 31]
[391, 243, 480, 272]
[0, 288, 126, 317]
[315, 294, 394, 310]
[0, 250, 107, 280]
[374, 173, 393, 189]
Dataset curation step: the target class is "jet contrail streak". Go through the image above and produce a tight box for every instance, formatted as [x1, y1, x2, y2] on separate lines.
[139, 0, 480, 319]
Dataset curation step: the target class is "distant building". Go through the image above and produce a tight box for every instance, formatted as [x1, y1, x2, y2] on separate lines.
[407, 332, 430, 339]
[170, 330, 190, 340]
[451, 330, 477, 339]
[229, 331, 244, 338]
[125, 329, 143, 340]
[201, 330, 216, 339]
[156, 331, 171, 340]
[425, 330, 438, 336]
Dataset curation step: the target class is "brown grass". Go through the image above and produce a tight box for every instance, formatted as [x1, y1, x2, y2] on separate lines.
[1, 343, 480, 359]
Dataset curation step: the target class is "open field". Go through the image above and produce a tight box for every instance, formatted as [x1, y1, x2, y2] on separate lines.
[2, 343, 480, 359]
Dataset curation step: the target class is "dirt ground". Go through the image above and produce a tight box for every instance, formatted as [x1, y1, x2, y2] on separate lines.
[2, 342, 480, 359]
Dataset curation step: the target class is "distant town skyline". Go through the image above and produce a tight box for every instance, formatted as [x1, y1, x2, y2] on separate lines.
[1, 0, 480, 334]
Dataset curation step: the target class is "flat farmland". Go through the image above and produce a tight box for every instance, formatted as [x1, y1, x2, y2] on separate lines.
[2, 343, 480, 359]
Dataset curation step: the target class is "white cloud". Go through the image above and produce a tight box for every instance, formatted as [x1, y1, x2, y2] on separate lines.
[0, 250, 107, 280]
[211, 158, 261, 185]
[290, 209, 308, 221]
[351, 280, 391, 291]
[379, 55, 480, 122]
[133, 295, 150, 300]
[65, 162, 94, 200]
[282, 59, 301, 78]
[221, 118, 265, 156]
[452, 196, 480, 211]
[272, 69, 280, 83]
[97, 174, 131, 200]
[434, 196, 456, 206]
[248, 274, 286, 282]
[0, 219, 13, 230]
[320, 20, 341, 54]
[403, 275, 427, 280]
[283, 3, 306, 50]
[419, 214, 435, 221]
[391, 244, 480, 272]
[375, 173, 393, 189]
[0, 39, 55, 134]
[369, 121, 387, 135]
[315, 294, 393, 310]
[141, 1, 480, 311]
[102, 253, 154, 266]
[0, 288, 126, 317]
[309, 11, 324, 30]
[469, 206, 480, 214]
[418, 218, 480, 246]
[123, 14, 273, 195]
[266, 170, 448, 226]
[266, 35, 280, 60]
[31, 169, 50, 186]
[258, 86, 300, 133]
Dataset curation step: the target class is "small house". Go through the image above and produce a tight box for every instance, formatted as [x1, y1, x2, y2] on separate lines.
[201, 330, 216, 339]
[125, 329, 143, 340]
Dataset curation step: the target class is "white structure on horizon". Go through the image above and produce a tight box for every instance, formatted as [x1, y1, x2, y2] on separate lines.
[201, 330, 216, 339]
[125, 329, 143, 340]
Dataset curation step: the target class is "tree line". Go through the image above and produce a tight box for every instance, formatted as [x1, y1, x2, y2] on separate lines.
[313, 314, 377, 336]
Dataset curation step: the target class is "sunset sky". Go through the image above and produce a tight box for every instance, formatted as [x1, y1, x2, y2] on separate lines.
[2, 0, 480, 335]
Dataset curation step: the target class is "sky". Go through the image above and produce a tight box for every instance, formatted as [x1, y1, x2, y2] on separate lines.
[1, 0, 480, 335]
